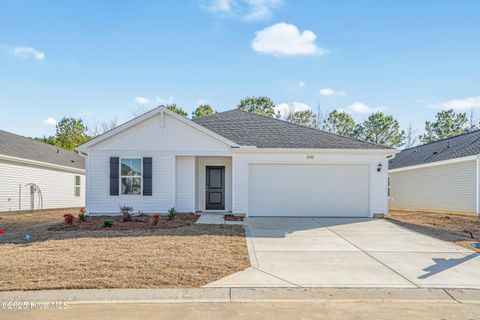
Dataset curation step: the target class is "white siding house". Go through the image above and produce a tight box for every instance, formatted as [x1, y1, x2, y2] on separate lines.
[78, 106, 395, 217]
[389, 131, 480, 216]
[0, 130, 85, 213]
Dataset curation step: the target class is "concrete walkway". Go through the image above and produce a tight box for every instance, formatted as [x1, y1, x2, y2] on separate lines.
[206, 217, 480, 288]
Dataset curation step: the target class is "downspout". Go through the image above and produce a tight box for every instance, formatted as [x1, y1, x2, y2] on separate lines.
[477, 154, 480, 216]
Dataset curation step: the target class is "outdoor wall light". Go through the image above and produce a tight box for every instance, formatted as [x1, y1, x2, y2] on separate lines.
[377, 163, 383, 172]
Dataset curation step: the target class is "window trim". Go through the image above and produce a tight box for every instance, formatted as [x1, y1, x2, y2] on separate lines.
[74, 175, 81, 197]
[119, 157, 143, 196]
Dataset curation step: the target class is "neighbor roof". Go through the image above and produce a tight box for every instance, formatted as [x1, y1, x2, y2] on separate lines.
[193, 109, 390, 149]
[0, 129, 85, 170]
[389, 129, 480, 170]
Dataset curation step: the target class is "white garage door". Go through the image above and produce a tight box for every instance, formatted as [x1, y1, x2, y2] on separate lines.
[249, 164, 370, 217]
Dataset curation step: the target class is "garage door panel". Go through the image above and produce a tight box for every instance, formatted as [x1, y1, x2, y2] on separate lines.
[249, 164, 369, 217]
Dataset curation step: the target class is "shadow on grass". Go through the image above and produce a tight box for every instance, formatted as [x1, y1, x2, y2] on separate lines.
[0, 221, 245, 245]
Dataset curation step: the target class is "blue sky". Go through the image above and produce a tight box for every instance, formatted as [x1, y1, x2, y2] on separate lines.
[1, 0, 479, 138]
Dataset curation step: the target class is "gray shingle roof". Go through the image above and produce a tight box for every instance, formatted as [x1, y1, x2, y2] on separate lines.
[193, 109, 390, 149]
[389, 129, 480, 170]
[0, 129, 85, 170]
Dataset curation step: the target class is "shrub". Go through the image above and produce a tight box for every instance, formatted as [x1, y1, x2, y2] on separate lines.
[79, 207, 85, 214]
[120, 205, 134, 222]
[151, 214, 161, 225]
[103, 220, 113, 228]
[78, 213, 87, 222]
[168, 207, 177, 220]
[63, 213, 75, 225]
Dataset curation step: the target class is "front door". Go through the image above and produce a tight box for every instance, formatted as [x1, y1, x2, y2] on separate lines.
[206, 166, 225, 210]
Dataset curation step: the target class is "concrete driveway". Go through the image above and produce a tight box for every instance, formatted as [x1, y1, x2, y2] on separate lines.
[207, 217, 480, 288]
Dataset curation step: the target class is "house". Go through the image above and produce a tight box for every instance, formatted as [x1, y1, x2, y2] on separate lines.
[0, 129, 85, 212]
[389, 130, 480, 216]
[77, 106, 396, 217]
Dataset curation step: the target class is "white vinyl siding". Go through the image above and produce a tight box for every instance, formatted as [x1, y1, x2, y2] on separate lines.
[175, 156, 195, 212]
[0, 159, 85, 212]
[248, 163, 370, 217]
[389, 160, 477, 213]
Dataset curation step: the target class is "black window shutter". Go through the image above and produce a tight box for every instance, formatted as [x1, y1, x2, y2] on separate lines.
[143, 157, 152, 196]
[110, 157, 119, 196]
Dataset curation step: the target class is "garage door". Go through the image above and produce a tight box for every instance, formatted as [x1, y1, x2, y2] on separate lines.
[249, 164, 370, 217]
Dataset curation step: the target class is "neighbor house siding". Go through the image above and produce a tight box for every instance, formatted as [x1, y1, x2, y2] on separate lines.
[389, 160, 477, 214]
[0, 159, 85, 212]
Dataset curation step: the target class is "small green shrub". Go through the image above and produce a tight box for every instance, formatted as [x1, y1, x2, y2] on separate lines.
[103, 220, 113, 228]
[119, 205, 134, 222]
[168, 207, 177, 220]
[78, 213, 87, 222]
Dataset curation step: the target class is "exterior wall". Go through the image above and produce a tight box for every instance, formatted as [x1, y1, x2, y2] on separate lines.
[232, 151, 389, 217]
[389, 159, 477, 214]
[86, 112, 231, 214]
[196, 157, 232, 212]
[0, 159, 85, 212]
[175, 156, 195, 212]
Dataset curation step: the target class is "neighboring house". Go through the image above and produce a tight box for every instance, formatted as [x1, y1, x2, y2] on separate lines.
[389, 130, 480, 216]
[0, 130, 85, 212]
[77, 106, 396, 217]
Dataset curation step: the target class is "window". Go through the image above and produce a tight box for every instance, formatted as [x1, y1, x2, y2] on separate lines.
[74, 175, 81, 197]
[120, 158, 142, 195]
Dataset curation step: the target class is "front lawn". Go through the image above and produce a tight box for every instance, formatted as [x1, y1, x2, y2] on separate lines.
[0, 209, 249, 291]
[388, 210, 480, 251]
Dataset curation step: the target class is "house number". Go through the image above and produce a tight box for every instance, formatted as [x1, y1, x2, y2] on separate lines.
[306, 155, 314, 159]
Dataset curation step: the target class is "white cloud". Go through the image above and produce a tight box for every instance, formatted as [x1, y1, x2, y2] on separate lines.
[204, 0, 281, 21]
[44, 117, 57, 126]
[435, 96, 480, 110]
[155, 96, 175, 105]
[343, 102, 386, 114]
[275, 101, 311, 118]
[252, 22, 322, 56]
[134, 96, 150, 105]
[297, 81, 305, 88]
[12, 47, 45, 61]
[319, 88, 345, 96]
[196, 99, 208, 106]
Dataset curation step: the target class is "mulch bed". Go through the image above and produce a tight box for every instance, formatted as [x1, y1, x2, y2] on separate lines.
[48, 213, 199, 231]
[224, 214, 244, 222]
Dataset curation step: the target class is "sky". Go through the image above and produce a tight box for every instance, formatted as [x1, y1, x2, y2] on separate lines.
[0, 0, 479, 138]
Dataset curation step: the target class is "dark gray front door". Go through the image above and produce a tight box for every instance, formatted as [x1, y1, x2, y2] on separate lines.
[206, 166, 225, 210]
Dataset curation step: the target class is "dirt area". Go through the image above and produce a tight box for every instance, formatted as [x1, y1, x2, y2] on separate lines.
[0, 209, 250, 291]
[388, 210, 480, 251]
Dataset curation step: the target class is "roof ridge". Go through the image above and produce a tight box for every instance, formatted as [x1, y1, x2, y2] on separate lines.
[231, 108, 391, 149]
[401, 128, 480, 152]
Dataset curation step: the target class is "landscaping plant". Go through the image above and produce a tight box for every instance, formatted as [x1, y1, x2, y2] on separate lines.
[63, 213, 75, 225]
[103, 220, 113, 228]
[168, 207, 177, 220]
[151, 214, 161, 225]
[119, 205, 134, 222]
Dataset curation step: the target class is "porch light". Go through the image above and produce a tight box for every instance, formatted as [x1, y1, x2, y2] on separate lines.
[377, 163, 383, 172]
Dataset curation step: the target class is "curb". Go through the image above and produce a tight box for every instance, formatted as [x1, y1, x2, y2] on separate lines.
[1, 288, 479, 304]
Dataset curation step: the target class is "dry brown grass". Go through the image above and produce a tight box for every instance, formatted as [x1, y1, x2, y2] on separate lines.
[388, 210, 480, 251]
[0, 209, 250, 291]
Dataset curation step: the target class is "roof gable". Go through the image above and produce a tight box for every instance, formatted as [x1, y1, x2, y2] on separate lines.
[389, 129, 480, 169]
[0, 130, 85, 170]
[77, 106, 239, 152]
[193, 109, 391, 150]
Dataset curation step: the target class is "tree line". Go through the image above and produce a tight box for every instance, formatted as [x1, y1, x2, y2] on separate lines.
[35, 97, 478, 152]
